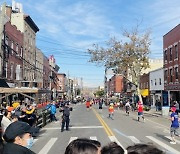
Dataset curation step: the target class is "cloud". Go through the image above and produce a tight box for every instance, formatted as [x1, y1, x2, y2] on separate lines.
[32, 0, 114, 39]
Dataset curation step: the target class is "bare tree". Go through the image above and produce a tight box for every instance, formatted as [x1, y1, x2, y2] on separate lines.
[88, 26, 151, 102]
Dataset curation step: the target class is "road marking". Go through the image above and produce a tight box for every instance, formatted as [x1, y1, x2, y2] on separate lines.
[68, 137, 78, 144]
[165, 136, 180, 144]
[109, 136, 127, 154]
[114, 129, 127, 138]
[146, 136, 180, 154]
[90, 136, 97, 140]
[42, 126, 103, 130]
[128, 136, 141, 144]
[92, 108, 126, 152]
[38, 138, 57, 154]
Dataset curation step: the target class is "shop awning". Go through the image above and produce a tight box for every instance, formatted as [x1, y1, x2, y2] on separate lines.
[140, 89, 149, 97]
[0, 87, 38, 93]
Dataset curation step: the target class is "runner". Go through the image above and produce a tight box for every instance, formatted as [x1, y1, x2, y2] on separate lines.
[137, 101, 145, 122]
[108, 103, 114, 120]
[170, 107, 180, 144]
[86, 100, 91, 111]
[125, 101, 131, 116]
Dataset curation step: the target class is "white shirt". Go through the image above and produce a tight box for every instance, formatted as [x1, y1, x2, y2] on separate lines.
[1, 116, 12, 133]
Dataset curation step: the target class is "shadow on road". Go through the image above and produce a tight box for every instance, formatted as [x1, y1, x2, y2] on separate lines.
[155, 133, 170, 142]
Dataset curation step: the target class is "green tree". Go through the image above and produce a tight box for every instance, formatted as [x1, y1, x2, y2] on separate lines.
[88, 26, 151, 103]
[94, 90, 105, 97]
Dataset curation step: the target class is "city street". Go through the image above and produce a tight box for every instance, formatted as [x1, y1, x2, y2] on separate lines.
[32, 103, 180, 154]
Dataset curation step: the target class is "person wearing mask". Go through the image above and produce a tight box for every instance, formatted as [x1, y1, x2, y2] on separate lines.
[3, 121, 36, 154]
[60, 103, 72, 132]
[46, 101, 57, 122]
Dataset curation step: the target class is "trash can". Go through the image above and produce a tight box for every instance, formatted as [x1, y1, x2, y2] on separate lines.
[162, 106, 169, 116]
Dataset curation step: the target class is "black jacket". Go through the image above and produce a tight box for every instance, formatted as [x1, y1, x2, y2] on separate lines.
[3, 143, 36, 154]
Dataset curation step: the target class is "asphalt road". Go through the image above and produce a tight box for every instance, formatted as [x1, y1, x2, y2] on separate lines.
[31, 103, 180, 154]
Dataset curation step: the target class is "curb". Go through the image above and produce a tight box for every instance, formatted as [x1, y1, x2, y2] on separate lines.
[144, 111, 170, 119]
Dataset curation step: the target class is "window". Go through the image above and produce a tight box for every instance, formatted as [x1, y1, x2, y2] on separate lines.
[16, 44, 18, 52]
[170, 69, 173, 82]
[5, 36, 8, 45]
[5, 62, 8, 78]
[155, 79, 157, 85]
[164, 50, 167, 61]
[175, 67, 178, 79]
[159, 78, 161, 85]
[10, 64, 13, 79]
[151, 80, 153, 86]
[20, 47, 23, 57]
[175, 45, 178, 59]
[170, 48, 172, 61]
[165, 70, 168, 80]
[11, 41, 14, 55]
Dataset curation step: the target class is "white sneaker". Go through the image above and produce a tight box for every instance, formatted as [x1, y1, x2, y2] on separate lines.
[170, 141, 176, 144]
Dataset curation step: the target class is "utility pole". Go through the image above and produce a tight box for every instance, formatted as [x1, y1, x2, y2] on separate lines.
[0, 3, 6, 77]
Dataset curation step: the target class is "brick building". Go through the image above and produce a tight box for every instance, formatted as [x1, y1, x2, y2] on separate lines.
[108, 74, 123, 96]
[163, 24, 180, 104]
[4, 21, 23, 85]
[139, 73, 150, 105]
[57, 73, 67, 98]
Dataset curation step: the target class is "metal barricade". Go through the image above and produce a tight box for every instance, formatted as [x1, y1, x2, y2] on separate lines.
[36, 109, 51, 128]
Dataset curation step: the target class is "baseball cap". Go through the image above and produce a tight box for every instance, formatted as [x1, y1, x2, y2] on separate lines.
[3, 121, 35, 142]
[171, 107, 176, 112]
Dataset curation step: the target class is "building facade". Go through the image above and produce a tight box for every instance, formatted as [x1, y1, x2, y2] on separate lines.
[11, 11, 39, 82]
[36, 48, 43, 88]
[57, 73, 67, 99]
[149, 68, 164, 107]
[163, 24, 180, 105]
[108, 74, 123, 96]
[43, 55, 50, 89]
[4, 21, 23, 85]
[139, 73, 150, 105]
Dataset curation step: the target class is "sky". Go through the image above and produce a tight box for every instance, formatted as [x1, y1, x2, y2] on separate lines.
[3, 0, 180, 88]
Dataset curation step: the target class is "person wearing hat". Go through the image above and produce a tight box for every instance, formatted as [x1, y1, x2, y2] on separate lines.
[3, 121, 36, 154]
[170, 107, 180, 144]
[60, 103, 72, 132]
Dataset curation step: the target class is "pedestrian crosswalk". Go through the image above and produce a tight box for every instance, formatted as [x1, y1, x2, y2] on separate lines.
[33, 135, 180, 154]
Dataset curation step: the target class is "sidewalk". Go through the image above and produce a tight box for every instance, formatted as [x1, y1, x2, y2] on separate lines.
[144, 108, 170, 119]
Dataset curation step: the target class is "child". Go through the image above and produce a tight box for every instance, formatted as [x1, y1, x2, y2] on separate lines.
[137, 101, 145, 122]
[108, 103, 114, 120]
[170, 107, 180, 144]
